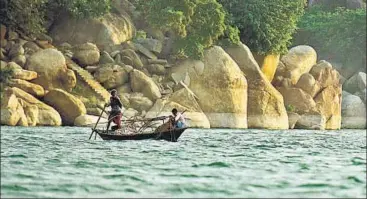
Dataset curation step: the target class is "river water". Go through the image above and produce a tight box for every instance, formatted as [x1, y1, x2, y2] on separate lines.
[1, 126, 366, 198]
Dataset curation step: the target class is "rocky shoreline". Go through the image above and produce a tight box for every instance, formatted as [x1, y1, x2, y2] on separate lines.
[0, 3, 365, 130]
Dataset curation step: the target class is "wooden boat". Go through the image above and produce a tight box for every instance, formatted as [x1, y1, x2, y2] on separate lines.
[95, 127, 187, 142]
[89, 111, 188, 142]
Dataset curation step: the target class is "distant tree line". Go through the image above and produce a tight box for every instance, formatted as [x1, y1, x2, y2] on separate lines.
[294, 4, 366, 69]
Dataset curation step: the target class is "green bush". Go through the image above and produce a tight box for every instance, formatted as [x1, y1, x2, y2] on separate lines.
[0, 67, 14, 84]
[133, 0, 240, 59]
[285, 104, 296, 112]
[0, 0, 47, 35]
[218, 0, 306, 55]
[133, 30, 147, 41]
[0, 0, 111, 36]
[0, 67, 14, 93]
[50, 0, 111, 19]
[296, 6, 366, 68]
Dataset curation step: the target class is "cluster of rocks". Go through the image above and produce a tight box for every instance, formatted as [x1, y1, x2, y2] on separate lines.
[272, 45, 366, 129]
[55, 37, 248, 128]
[1, 0, 365, 129]
[273, 46, 342, 130]
[0, 25, 91, 127]
[340, 72, 366, 128]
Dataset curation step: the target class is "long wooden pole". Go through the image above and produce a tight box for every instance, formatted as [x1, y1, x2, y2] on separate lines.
[89, 104, 107, 140]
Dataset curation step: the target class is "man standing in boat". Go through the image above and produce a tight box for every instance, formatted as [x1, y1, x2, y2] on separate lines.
[170, 108, 186, 128]
[106, 89, 123, 131]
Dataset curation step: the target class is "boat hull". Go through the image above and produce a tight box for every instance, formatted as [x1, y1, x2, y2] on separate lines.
[95, 128, 187, 142]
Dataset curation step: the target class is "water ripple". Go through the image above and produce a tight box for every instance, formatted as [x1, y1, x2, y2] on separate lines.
[1, 127, 366, 198]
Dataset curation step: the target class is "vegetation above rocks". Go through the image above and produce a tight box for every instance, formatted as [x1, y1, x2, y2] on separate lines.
[0, 67, 14, 84]
[295, 5, 366, 69]
[133, 0, 240, 59]
[218, 0, 306, 55]
[0, 0, 111, 36]
[0, 67, 14, 93]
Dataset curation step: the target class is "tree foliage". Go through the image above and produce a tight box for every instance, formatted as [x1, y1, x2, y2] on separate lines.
[50, 0, 111, 19]
[0, 66, 14, 93]
[0, 0, 47, 35]
[218, 0, 306, 55]
[133, 0, 240, 59]
[296, 5, 366, 68]
[0, 0, 111, 36]
[0, 67, 14, 84]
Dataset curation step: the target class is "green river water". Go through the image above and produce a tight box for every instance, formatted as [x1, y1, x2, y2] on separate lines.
[1, 126, 366, 198]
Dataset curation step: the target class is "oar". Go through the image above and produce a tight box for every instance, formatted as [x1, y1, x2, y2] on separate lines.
[89, 104, 107, 140]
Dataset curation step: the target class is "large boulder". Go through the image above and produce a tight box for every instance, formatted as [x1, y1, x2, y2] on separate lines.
[121, 49, 144, 69]
[11, 87, 62, 126]
[25, 48, 76, 91]
[94, 64, 129, 89]
[254, 53, 281, 82]
[8, 43, 24, 59]
[23, 41, 41, 54]
[123, 108, 139, 118]
[74, 114, 108, 127]
[355, 89, 366, 103]
[295, 73, 321, 98]
[225, 44, 288, 129]
[276, 45, 317, 85]
[99, 51, 115, 64]
[130, 69, 161, 101]
[343, 72, 366, 94]
[129, 94, 153, 112]
[8, 79, 45, 97]
[44, 89, 87, 125]
[314, 85, 342, 129]
[168, 64, 192, 86]
[341, 93, 366, 129]
[310, 60, 340, 89]
[21, 101, 39, 126]
[13, 69, 38, 81]
[278, 87, 317, 114]
[169, 85, 201, 112]
[147, 64, 166, 75]
[288, 112, 301, 129]
[135, 38, 163, 54]
[295, 111, 326, 130]
[116, 83, 132, 94]
[6, 62, 22, 70]
[145, 98, 211, 128]
[134, 43, 157, 60]
[50, 13, 135, 49]
[182, 46, 248, 128]
[118, 93, 131, 108]
[11, 55, 26, 67]
[72, 43, 100, 66]
[169, 86, 210, 128]
[0, 89, 28, 126]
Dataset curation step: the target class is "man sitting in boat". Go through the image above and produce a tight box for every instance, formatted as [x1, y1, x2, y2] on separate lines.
[170, 108, 186, 128]
[106, 89, 123, 131]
